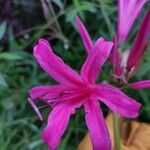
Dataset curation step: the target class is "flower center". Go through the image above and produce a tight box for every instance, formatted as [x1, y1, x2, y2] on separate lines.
[50, 84, 95, 105]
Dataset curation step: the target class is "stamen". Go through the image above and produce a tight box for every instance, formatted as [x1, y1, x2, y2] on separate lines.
[38, 105, 48, 109]
[45, 91, 69, 103]
[48, 89, 91, 104]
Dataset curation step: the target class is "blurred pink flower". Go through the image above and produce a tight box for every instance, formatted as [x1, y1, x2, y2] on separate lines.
[127, 10, 150, 70]
[29, 18, 141, 149]
[110, 5, 150, 89]
[109, 36, 123, 77]
[118, 0, 148, 42]
[130, 80, 150, 89]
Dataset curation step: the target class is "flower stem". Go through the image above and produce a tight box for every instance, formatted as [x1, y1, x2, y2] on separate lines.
[113, 112, 121, 150]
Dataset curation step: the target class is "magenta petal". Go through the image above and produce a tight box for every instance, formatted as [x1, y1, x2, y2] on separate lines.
[109, 36, 123, 76]
[84, 100, 111, 150]
[94, 84, 141, 118]
[42, 103, 77, 150]
[34, 39, 84, 87]
[81, 38, 113, 83]
[29, 85, 68, 120]
[118, 0, 148, 42]
[75, 16, 93, 53]
[130, 80, 150, 89]
[36, 38, 53, 52]
[29, 85, 66, 100]
[127, 10, 150, 69]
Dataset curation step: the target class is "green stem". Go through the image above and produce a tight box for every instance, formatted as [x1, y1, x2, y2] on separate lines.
[113, 112, 121, 150]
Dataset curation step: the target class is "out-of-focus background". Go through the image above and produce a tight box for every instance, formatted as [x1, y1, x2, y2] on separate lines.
[0, 0, 149, 150]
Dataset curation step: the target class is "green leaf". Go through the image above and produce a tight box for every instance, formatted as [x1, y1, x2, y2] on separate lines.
[0, 22, 6, 40]
[80, 2, 96, 13]
[141, 104, 150, 121]
[0, 73, 8, 90]
[52, 0, 63, 8]
[136, 62, 150, 78]
[65, 1, 96, 28]
[65, 9, 78, 27]
[0, 52, 23, 60]
[8, 27, 22, 51]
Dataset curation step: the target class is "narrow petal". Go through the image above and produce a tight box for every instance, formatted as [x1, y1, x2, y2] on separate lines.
[28, 97, 43, 121]
[118, 0, 148, 42]
[34, 39, 84, 87]
[28, 85, 67, 121]
[127, 10, 150, 69]
[109, 36, 123, 76]
[42, 103, 80, 150]
[84, 100, 111, 150]
[29, 85, 90, 106]
[29, 85, 66, 100]
[81, 38, 113, 83]
[130, 80, 150, 89]
[75, 16, 93, 53]
[94, 84, 141, 118]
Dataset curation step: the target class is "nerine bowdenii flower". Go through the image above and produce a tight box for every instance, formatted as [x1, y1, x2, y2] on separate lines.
[110, 1, 150, 89]
[29, 17, 141, 150]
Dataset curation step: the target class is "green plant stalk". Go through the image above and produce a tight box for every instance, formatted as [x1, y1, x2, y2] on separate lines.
[113, 112, 121, 150]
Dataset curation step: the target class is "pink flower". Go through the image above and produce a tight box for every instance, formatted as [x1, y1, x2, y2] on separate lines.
[118, 0, 148, 42]
[29, 22, 141, 149]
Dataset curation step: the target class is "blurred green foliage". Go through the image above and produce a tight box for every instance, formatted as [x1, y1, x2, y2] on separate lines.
[0, 0, 149, 150]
